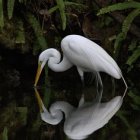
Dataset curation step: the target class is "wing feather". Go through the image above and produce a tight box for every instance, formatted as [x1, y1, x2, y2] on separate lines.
[61, 35, 121, 79]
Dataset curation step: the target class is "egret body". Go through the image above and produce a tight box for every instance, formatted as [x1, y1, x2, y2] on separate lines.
[34, 35, 127, 96]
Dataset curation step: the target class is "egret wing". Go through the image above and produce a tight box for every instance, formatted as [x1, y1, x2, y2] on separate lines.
[62, 35, 121, 79]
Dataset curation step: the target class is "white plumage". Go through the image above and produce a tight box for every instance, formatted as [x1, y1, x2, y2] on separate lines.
[34, 35, 127, 96]
[35, 89, 123, 140]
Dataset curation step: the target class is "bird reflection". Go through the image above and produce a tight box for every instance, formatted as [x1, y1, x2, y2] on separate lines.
[34, 89, 123, 140]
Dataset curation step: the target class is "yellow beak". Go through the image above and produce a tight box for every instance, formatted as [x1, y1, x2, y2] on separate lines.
[34, 63, 42, 86]
[34, 88, 43, 112]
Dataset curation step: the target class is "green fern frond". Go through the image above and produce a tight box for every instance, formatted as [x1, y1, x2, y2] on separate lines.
[7, 0, 15, 19]
[0, 0, 4, 28]
[2, 127, 8, 140]
[114, 32, 125, 54]
[48, 6, 58, 14]
[97, 1, 140, 15]
[65, 1, 86, 8]
[48, 1, 86, 30]
[48, 2, 86, 14]
[128, 39, 137, 51]
[28, 14, 47, 50]
[114, 9, 140, 54]
[122, 9, 140, 36]
[56, 0, 66, 30]
[126, 47, 140, 65]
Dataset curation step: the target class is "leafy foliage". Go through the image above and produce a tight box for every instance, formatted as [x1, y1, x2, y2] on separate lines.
[48, 6, 58, 14]
[7, 0, 15, 19]
[48, 1, 86, 30]
[122, 9, 140, 37]
[114, 9, 140, 54]
[2, 127, 8, 140]
[28, 14, 47, 51]
[97, 1, 140, 16]
[126, 40, 140, 71]
[98, 2, 140, 55]
[126, 47, 140, 66]
[48, 1, 86, 14]
[56, 0, 66, 30]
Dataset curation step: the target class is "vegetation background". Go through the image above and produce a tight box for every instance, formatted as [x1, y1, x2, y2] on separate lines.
[0, 0, 140, 140]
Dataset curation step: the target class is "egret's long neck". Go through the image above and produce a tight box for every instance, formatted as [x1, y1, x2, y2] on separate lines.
[45, 49, 73, 72]
[50, 101, 75, 119]
[41, 101, 74, 125]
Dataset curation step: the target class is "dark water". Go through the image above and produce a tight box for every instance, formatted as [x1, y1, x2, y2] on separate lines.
[0, 47, 140, 140]
[0, 47, 82, 140]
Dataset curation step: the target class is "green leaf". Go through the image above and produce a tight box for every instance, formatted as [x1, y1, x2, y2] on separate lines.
[28, 14, 47, 50]
[65, 1, 86, 8]
[97, 1, 140, 15]
[114, 32, 125, 55]
[48, 6, 59, 14]
[48, 2, 86, 14]
[114, 9, 140, 56]
[56, 0, 66, 30]
[48, 1, 86, 30]
[7, 0, 15, 19]
[2, 127, 8, 140]
[122, 9, 140, 37]
[0, 0, 4, 28]
[128, 39, 137, 51]
[126, 47, 140, 65]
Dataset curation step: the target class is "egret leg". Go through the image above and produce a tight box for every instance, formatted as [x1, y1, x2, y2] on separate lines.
[121, 75, 128, 98]
[77, 67, 85, 87]
[95, 72, 103, 103]
[80, 76, 85, 87]
[78, 94, 85, 107]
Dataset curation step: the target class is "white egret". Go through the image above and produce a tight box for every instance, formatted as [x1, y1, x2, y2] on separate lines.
[34, 35, 127, 96]
[34, 89, 123, 140]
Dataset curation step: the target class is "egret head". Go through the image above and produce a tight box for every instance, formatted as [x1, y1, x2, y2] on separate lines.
[34, 48, 61, 86]
[34, 51, 48, 86]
